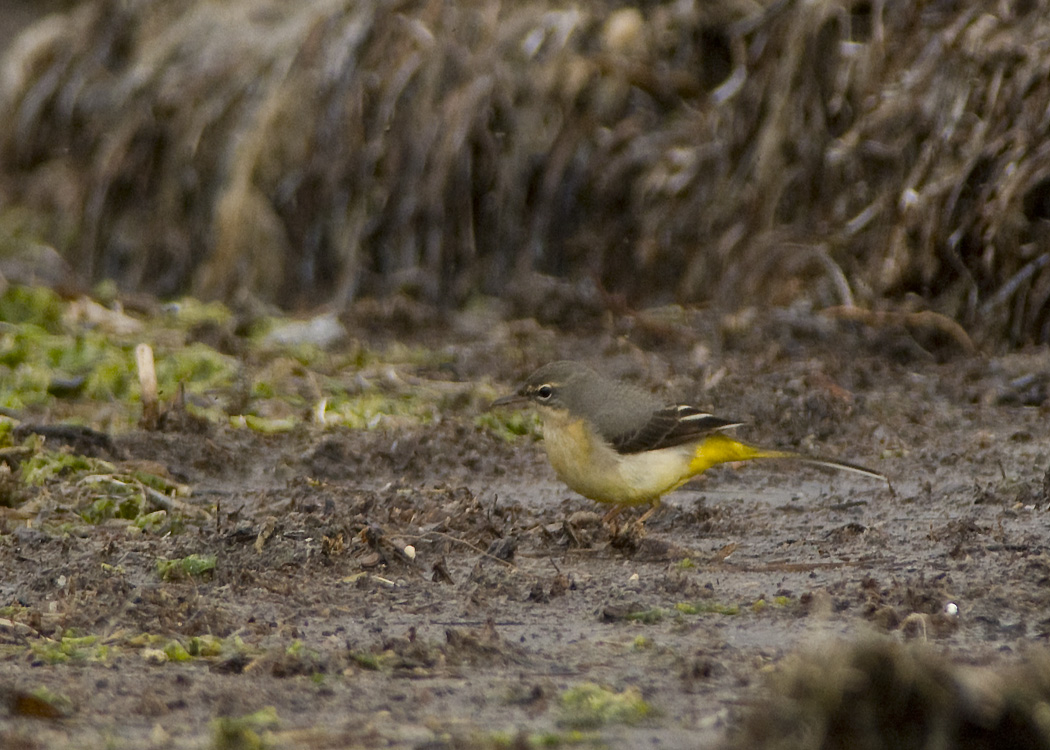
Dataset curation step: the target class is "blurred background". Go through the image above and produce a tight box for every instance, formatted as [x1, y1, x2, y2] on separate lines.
[1, 0, 1048, 348]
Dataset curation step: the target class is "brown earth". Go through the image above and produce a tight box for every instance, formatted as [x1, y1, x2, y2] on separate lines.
[2, 308, 1050, 749]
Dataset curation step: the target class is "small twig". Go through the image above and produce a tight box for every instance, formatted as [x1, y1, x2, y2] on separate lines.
[141, 483, 212, 522]
[419, 529, 516, 568]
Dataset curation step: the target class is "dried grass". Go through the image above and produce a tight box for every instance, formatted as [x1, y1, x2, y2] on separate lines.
[727, 639, 1050, 750]
[1, 0, 1050, 345]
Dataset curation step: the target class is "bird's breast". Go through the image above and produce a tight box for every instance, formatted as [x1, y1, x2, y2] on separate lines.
[540, 412, 693, 505]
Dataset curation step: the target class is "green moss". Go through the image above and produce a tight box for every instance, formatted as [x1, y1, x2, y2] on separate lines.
[350, 651, 381, 670]
[83, 349, 136, 400]
[212, 706, 279, 750]
[92, 279, 119, 305]
[475, 408, 541, 441]
[482, 730, 600, 749]
[558, 683, 653, 729]
[155, 342, 237, 394]
[349, 649, 401, 672]
[165, 640, 192, 662]
[30, 633, 101, 664]
[14, 437, 202, 528]
[81, 492, 143, 524]
[0, 285, 64, 332]
[188, 634, 225, 658]
[156, 553, 217, 581]
[20, 449, 114, 486]
[27, 686, 75, 717]
[162, 297, 234, 329]
[135, 509, 171, 533]
[129, 469, 187, 496]
[0, 286, 239, 424]
[674, 601, 740, 616]
[240, 414, 298, 434]
[324, 391, 434, 429]
[751, 596, 793, 613]
[251, 380, 277, 399]
[624, 608, 664, 624]
[0, 320, 142, 402]
[0, 285, 485, 444]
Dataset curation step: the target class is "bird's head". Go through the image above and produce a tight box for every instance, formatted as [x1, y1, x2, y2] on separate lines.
[490, 361, 596, 413]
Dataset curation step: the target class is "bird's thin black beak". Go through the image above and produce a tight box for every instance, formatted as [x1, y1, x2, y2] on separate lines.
[489, 392, 528, 410]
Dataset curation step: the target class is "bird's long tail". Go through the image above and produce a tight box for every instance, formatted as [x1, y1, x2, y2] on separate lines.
[688, 433, 885, 481]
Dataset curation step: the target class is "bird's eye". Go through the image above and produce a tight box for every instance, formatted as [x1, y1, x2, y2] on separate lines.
[537, 384, 553, 400]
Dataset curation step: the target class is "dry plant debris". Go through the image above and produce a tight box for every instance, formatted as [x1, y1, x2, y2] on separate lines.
[1, 1, 1050, 344]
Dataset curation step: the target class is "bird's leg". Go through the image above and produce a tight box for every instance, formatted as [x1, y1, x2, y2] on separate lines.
[601, 505, 627, 536]
[634, 501, 661, 527]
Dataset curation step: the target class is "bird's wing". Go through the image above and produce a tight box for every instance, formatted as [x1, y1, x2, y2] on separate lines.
[609, 405, 744, 454]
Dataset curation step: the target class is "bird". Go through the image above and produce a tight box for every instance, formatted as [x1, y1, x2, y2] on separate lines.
[491, 360, 885, 523]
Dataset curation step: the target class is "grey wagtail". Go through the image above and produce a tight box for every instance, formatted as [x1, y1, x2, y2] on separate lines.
[492, 361, 885, 520]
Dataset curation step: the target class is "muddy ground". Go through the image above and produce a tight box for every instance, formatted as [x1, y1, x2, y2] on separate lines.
[2, 306, 1050, 749]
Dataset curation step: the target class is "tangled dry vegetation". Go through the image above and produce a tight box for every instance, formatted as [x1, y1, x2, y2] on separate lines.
[1, 0, 1050, 345]
[728, 639, 1050, 750]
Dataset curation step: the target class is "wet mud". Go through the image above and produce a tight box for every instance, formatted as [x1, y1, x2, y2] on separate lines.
[2, 315, 1049, 748]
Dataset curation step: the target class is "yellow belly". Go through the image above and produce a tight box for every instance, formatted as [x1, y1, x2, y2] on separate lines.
[541, 414, 693, 506]
[540, 415, 780, 507]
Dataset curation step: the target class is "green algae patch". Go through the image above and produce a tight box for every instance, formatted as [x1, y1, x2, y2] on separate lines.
[30, 633, 105, 665]
[321, 391, 436, 430]
[79, 480, 146, 523]
[124, 632, 235, 661]
[155, 342, 237, 394]
[675, 601, 740, 616]
[0, 284, 465, 436]
[164, 639, 192, 662]
[14, 440, 197, 529]
[213, 706, 280, 750]
[0, 285, 64, 332]
[20, 448, 115, 486]
[156, 553, 217, 581]
[188, 634, 226, 658]
[0, 287, 236, 418]
[16, 686, 75, 718]
[161, 297, 234, 329]
[348, 648, 406, 673]
[624, 607, 664, 624]
[483, 729, 601, 748]
[475, 407, 541, 442]
[558, 682, 654, 729]
[234, 414, 299, 434]
[128, 469, 189, 496]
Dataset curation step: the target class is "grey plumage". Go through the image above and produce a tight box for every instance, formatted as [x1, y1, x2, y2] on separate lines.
[518, 361, 739, 455]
